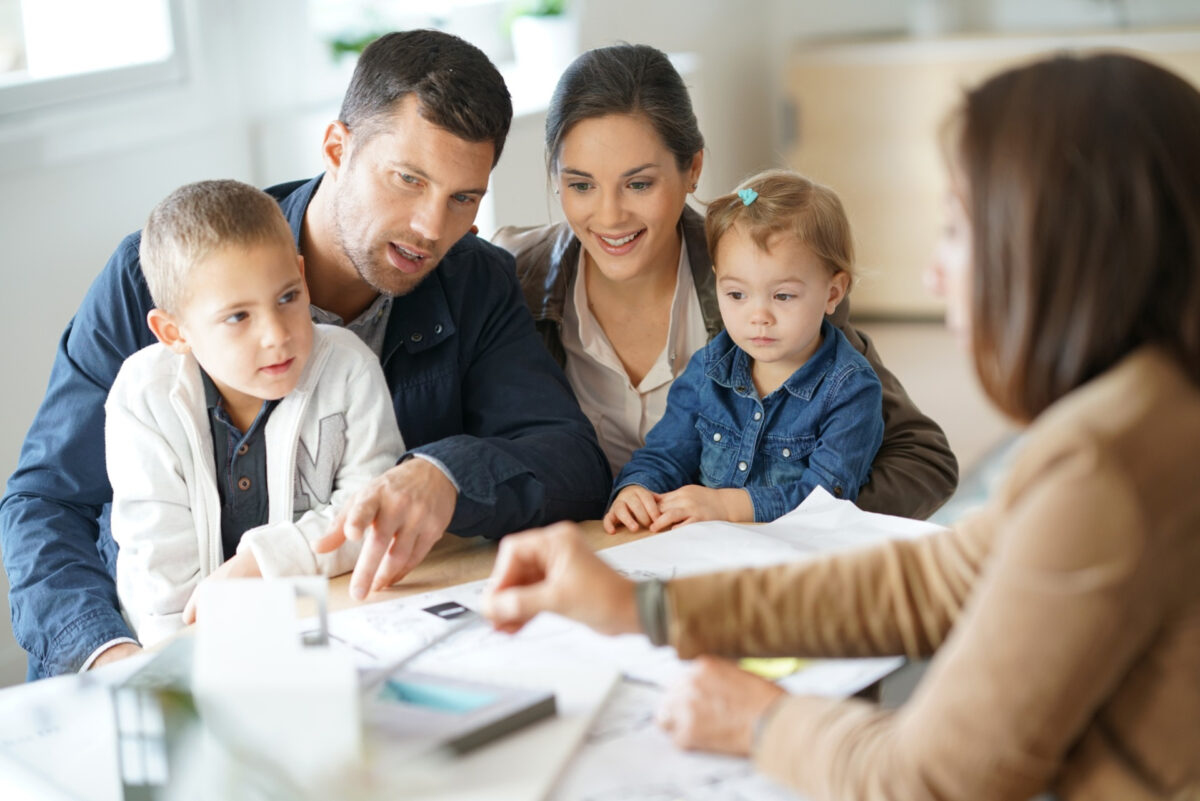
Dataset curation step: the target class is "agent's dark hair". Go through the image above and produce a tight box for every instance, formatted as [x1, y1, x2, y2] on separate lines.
[951, 53, 1200, 420]
[545, 43, 704, 174]
[338, 29, 512, 165]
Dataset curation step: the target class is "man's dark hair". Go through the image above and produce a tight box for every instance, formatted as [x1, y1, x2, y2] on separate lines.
[338, 29, 512, 165]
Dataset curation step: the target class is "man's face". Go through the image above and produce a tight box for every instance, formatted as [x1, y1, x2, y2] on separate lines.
[328, 94, 495, 297]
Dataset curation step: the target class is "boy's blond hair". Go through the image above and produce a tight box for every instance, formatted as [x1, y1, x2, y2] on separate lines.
[140, 180, 296, 314]
[705, 169, 855, 279]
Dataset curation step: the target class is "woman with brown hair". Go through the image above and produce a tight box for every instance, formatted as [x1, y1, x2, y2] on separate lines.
[494, 43, 958, 521]
[481, 52, 1200, 800]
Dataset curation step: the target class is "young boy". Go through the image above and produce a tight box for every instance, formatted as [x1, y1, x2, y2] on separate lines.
[604, 170, 884, 533]
[105, 180, 404, 647]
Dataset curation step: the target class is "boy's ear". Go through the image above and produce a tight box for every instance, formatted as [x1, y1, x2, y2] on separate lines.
[296, 253, 306, 281]
[147, 309, 190, 354]
[321, 121, 350, 177]
[825, 271, 851, 316]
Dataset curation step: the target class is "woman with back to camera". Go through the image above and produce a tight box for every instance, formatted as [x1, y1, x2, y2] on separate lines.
[493, 43, 958, 521]
[483, 53, 1200, 800]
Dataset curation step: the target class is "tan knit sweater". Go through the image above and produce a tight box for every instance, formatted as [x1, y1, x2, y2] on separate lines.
[667, 347, 1200, 800]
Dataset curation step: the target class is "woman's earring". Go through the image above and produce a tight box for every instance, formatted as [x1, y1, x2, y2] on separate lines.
[690, 183, 698, 192]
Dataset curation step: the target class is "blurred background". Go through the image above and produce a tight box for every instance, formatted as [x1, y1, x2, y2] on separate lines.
[1, 0, 1198, 686]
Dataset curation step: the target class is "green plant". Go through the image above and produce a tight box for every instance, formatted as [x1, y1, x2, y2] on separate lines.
[510, 0, 566, 18]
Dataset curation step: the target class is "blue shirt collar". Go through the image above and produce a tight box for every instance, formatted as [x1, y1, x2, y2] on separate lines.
[706, 318, 839, 400]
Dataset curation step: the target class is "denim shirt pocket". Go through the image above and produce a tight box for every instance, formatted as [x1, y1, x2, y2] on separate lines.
[759, 431, 816, 487]
[695, 415, 741, 487]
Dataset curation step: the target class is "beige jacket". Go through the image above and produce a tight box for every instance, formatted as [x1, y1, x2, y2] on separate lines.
[667, 347, 1200, 800]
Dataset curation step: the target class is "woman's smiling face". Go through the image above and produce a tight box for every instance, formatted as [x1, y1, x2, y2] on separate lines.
[555, 113, 701, 283]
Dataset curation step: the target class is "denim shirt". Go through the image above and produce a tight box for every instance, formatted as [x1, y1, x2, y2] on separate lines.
[614, 321, 884, 522]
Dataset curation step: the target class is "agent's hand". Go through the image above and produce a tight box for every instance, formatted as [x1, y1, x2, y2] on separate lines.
[650, 485, 754, 532]
[657, 655, 787, 755]
[603, 485, 662, 533]
[482, 522, 640, 636]
[183, 549, 262, 624]
[314, 458, 457, 600]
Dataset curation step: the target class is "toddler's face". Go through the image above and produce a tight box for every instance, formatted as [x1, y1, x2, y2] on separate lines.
[714, 224, 846, 375]
[170, 241, 313, 418]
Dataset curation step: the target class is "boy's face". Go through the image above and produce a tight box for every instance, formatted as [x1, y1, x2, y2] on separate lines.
[714, 224, 848, 377]
[160, 241, 313, 423]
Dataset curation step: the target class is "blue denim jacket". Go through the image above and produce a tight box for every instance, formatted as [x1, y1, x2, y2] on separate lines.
[1, 176, 610, 678]
[614, 321, 884, 522]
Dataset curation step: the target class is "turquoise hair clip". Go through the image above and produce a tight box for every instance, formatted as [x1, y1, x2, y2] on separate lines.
[737, 188, 759, 206]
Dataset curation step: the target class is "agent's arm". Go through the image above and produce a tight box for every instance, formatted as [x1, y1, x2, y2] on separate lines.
[0, 234, 156, 676]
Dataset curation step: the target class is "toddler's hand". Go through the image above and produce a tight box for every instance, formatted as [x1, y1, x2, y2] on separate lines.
[651, 486, 753, 531]
[603, 485, 662, 534]
[182, 550, 262, 624]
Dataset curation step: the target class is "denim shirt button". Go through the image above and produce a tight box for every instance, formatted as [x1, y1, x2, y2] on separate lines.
[834, 485, 844, 497]
[753, 411, 762, 421]
[738, 461, 748, 471]
[782, 447, 791, 458]
[713, 433, 722, 442]
[735, 385, 747, 394]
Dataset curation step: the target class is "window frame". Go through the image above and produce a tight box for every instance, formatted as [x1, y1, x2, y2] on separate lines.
[0, 0, 187, 117]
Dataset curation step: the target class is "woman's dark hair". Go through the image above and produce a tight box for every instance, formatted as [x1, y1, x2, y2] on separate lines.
[952, 53, 1200, 420]
[545, 43, 704, 174]
[338, 29, 512, 165]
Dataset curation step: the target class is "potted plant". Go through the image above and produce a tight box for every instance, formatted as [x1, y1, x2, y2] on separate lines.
[508, 0, 578, 74]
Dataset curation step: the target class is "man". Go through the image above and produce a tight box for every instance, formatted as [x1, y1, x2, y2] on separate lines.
[1, 30, 611, 678]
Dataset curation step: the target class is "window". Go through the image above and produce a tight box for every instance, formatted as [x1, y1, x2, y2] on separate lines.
[0, 0, 184, 115]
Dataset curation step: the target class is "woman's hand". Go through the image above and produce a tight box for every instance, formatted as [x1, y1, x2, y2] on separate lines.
[650, 486, 754, 531]
[604, 485, 662, 533]
[657, 655, 787, 755]
[482, 522, 640, 636]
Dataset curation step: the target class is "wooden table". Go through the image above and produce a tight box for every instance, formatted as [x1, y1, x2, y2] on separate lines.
[324, 520, 645, 613]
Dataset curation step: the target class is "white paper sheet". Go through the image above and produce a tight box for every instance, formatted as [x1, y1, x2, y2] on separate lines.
[317, 488, 943, 800]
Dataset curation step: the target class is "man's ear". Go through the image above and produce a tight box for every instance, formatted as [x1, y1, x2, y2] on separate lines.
[825, 271, 851, 316]
[321, 121, 350, 177]
[147, 309, 190, 354]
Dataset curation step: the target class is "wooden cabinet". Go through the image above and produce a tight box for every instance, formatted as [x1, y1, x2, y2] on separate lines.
[783, 29, 1200, 317]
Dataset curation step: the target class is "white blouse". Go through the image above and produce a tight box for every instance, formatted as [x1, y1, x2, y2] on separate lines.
[561, 245, 710, 476]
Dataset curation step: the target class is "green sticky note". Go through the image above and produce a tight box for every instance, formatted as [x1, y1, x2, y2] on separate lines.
[738, 657, 807, 680]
